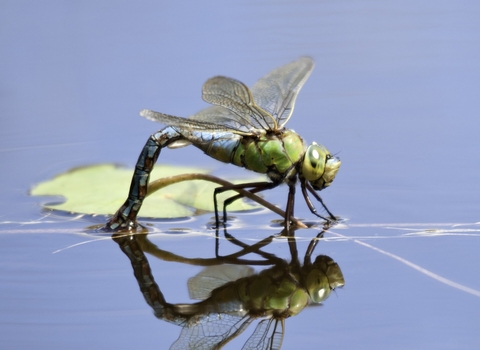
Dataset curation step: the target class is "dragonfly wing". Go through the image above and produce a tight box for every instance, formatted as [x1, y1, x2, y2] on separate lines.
[140, 109, 254, 136]
[189, 105, 254, 134]
[143, 58, 313, 133]
[170, 314, 254, 350]
[242, 318, 284, 350]
[202, 76, 275, 131]
[251, 57, 314, 129]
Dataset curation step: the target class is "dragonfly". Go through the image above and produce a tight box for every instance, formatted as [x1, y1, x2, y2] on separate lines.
[113, 224, 345, 349]
[105, 57, 341, 231]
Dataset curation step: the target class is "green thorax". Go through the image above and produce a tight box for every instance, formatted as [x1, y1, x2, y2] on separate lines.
[231, 130, 306, 177]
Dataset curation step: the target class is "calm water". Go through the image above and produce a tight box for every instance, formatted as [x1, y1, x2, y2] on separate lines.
[1, 1, 479, 349]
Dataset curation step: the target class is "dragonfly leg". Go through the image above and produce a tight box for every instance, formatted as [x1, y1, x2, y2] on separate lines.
[284, 183, 296, 233]
[219, 228, 282, 262]
[304, 221, 333, 265]
[213, 181, 276, 227]
[104, 127, 182, 231]
[219, 182, 278, 224]
[300, 179, 336, 222]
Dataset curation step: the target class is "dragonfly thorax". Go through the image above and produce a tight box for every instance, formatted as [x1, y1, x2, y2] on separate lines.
[231, 130, 307, 184]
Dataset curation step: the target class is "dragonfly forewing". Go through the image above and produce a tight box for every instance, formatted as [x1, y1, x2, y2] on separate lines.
[140, 109, 247, 134]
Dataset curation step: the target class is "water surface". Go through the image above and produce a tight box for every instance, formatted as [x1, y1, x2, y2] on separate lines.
[1, 1, 479, 349]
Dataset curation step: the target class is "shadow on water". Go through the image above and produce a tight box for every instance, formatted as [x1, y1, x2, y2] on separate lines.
[111, 223, 344, 350]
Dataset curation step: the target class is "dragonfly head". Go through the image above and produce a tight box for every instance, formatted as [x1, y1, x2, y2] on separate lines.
[302, 143, 341, 191]
[305, 255, 345, 304]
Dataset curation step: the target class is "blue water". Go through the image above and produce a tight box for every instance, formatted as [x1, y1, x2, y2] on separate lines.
[1, 1, 479, 349]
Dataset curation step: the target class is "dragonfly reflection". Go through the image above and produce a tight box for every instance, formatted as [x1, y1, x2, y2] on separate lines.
[113, 225, 344, 350]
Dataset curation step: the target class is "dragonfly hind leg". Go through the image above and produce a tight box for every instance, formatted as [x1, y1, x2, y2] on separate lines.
[213, 181, 277, 227]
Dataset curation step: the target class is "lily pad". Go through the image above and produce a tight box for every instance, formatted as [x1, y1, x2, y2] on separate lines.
[30, 164, 262, 218]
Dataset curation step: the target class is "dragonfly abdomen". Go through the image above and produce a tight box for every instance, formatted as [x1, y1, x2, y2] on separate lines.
[180, 130, 243, 164]
[104, 127, 183, 230]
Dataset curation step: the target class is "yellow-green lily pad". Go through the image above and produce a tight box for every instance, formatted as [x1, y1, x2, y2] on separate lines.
[30, 164, 262, 218]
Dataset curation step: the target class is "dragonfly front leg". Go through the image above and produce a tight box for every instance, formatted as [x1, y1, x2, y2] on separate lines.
[304, 221, 333, 266]
[104, 127, 182, 231]
[300, 179, 336, 222]
[213, 181, 277, 227]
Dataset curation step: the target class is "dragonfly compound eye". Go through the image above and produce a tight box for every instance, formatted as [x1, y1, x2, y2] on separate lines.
[304, 144, 341, 191]
[305, 268, 331, 304]
[302, 143, 328, 182]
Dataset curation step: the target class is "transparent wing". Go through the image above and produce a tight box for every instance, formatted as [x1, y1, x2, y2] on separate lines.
[242, 318, 285, 350]
[251, 57, 314, 129]
[170, 313, 255, 350]
[202, 76, 276, 131]
[142, 57, 314, 133]
[188, 105, 256, 134]
[140, 109, 254, 136]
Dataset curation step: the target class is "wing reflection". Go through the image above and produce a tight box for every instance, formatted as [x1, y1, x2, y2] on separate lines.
[112, 224, 344, 350]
